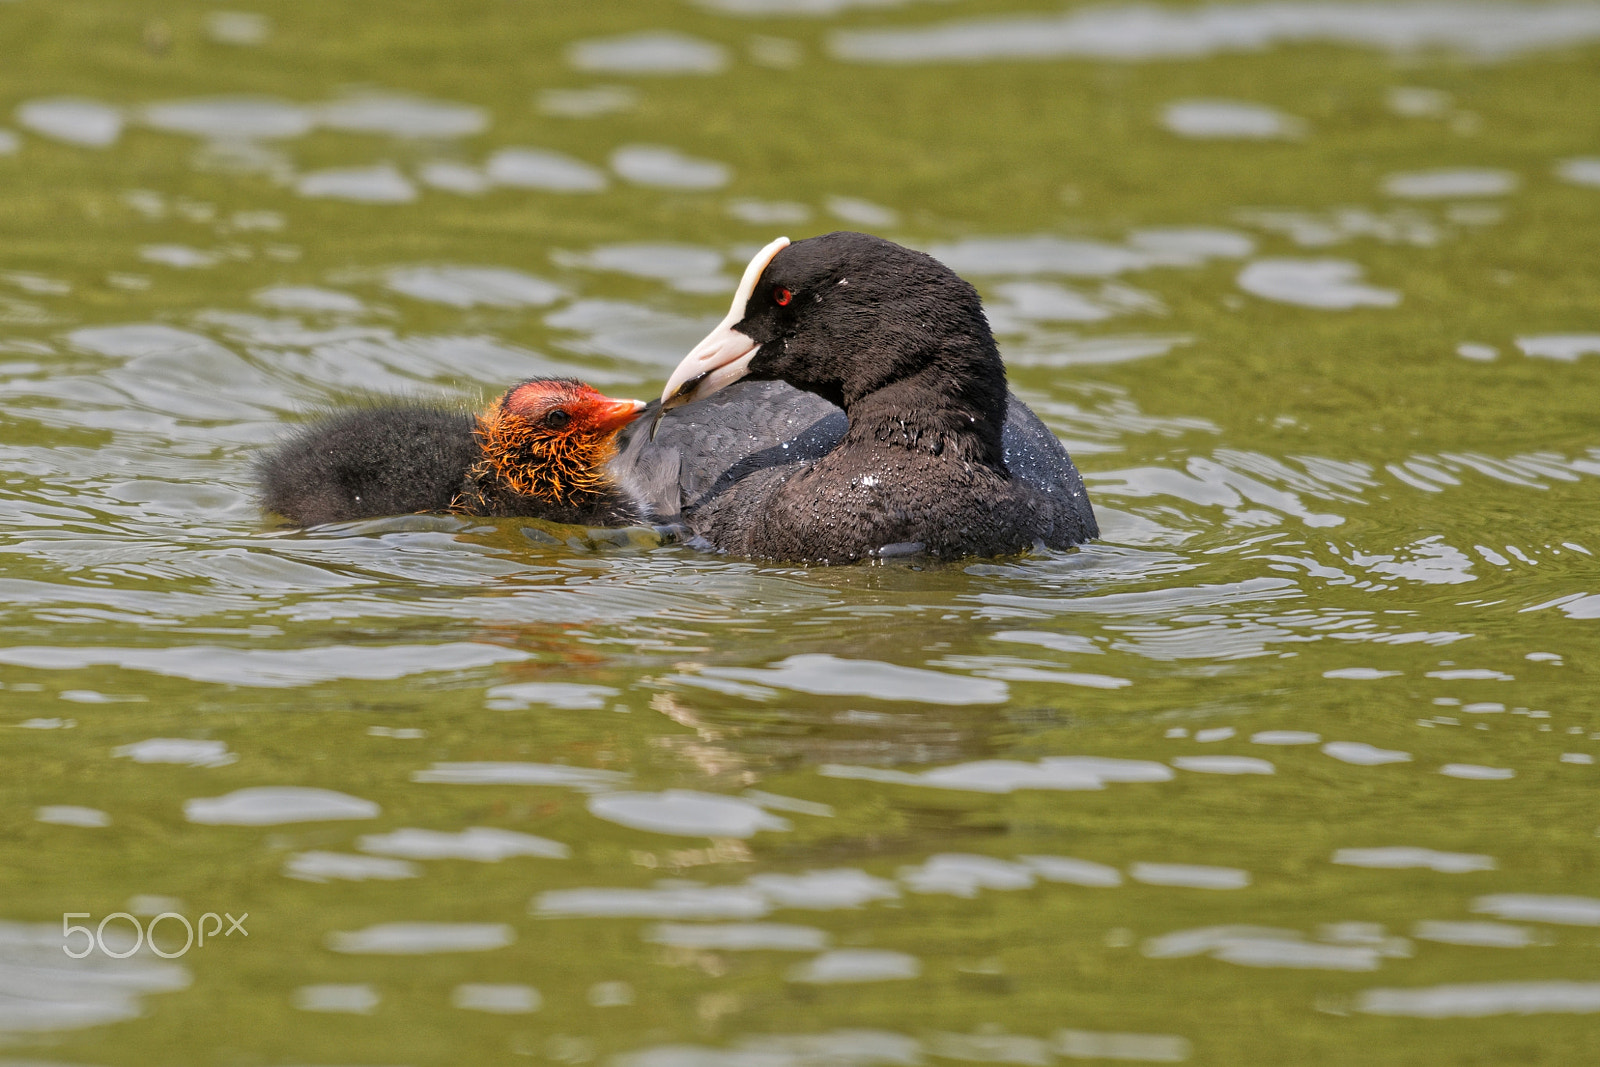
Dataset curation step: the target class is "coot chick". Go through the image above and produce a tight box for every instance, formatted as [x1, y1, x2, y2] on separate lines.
[255, 378, 647, 527]
[655, 232, 1098, 563]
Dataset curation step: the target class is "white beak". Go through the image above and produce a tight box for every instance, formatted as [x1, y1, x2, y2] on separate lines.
[659, 236, 790, 411]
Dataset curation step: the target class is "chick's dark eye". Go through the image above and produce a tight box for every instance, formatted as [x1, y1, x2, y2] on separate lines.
[543, 408, 571, 430]
[773, 285, 792, 307]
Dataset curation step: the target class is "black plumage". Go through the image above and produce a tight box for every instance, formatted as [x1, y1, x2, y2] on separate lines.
[254, 402, 482, 527]
[650, 232, 1099, 563]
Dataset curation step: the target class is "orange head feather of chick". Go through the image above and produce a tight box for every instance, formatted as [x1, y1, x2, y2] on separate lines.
[457, 379, 645, 512]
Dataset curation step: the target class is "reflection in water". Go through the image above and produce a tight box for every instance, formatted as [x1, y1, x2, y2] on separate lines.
[1332, 847, 1495, 872]
[14, 97, 123, 146]
[1358, 981, 1600, 1017]
[568, 31, 729, 74]
[0, 922, 190, 1032]
[184, 786, 381, 825]
[326, 922, 515, 954]
[831, 2, 1600, 64]
[1161, 99, 1306, 140]
[788, 948, 920, 983]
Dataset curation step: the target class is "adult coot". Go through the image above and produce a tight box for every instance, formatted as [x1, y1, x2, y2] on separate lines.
[255, 378, 647, 527]
[649, 232, 1098, 563]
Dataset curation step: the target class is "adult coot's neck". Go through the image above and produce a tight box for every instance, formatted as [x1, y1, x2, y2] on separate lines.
[837, 336, 1010, 469]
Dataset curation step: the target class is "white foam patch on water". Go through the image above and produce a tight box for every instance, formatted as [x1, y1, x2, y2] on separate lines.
[418, 160, 490, 195]
[1237, 258, 1400, 308]
[899, 854, 1035, 896]
[699, 653, 1008, 704]
[570, 31, 729, 74]
[728, 198, 813, 224]
[0, 920, 190, 1032]
[1251, 730, 1321, 745]
[293, 983, 378, 1013]
[588, 790, 793, 837]
[1162, 99, 1304, 139]
[1321, 741, 1412, 765]
[327, 922, 514, 954]
[283, 850, 420, 883]
[315, 93, 488, 138]
[412, 761, 628, 789]
[453, 983, 541, 1013]
[383, 265, 565, 307]
[539, 85, 639, 117]
[826, 195, 900, 227]
[611, 144, 732, 188]
[206, 11, 270, 46]
[1474, 894, 1600, 925]
[1020, 855, 1124, 887]
[296, 164, 417, 203]
[485, 147, 609, 191]
[1358, 980, 1600, 1017]
[1332, 847, 1495, 872]
[830, 2, 1600, 64]
[359, 827, 569, 861]
[1131, 863, 1251, 889]
[253, 285, 365, 313]
[1171, 755, 1274, 775]
[643, 922, 829, 951]
[0, 128, 21, 154]
[140, 96, 313, 140]
[536, 884, 773, 920]
[36, 805, 110, 827]
[1439, 763, 1515, 780]
[1557, 157, 1600, 186]
[0, 643, 529, 686]
[113, 738, 235, 767]
[185, 786, 379, 825]
[1412, 920, 1539, 947]
[15, 97, 123, 147]
[1145, 925, 1379, 969]
[789, 949, 920, 983]
[1382, 167, 1519, 198]
[746, 869, 901, 909]
[484, 681, 620, 710]
[1515, 334, 1600, 361]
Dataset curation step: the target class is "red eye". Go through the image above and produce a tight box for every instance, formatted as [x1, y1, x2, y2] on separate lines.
[773, 286, 792, 306]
